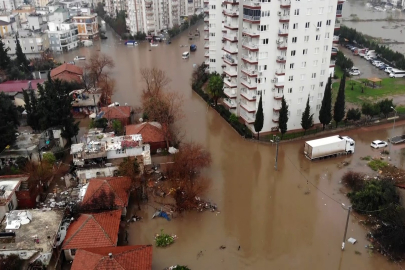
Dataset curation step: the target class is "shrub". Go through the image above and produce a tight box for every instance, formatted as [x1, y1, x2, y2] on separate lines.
[229, 113, 238, 124]
[43, 152, 56, 165]
[368, 159, 388, 171]
[155, 229, 175, 247]
[342, 171, 366, 192]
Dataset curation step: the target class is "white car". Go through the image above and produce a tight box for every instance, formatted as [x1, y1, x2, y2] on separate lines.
[385, 67, 393, 74]
[370, 140, 388, 149]
[349, 70, 361, 76]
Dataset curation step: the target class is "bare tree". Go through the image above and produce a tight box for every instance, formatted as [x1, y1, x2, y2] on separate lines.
[84, 52, 115, 87]
[140, 67, 171, 101]
[98, 75, 116, 107]
[173, 176, 210, 211]
[23, 161, 53, 186]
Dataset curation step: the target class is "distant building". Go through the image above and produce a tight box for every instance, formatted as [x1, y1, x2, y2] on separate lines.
[76, 165, 118, 183]
[72, 14, 99, 40]
[48, 22, 79, 52]
[70, 88, 101, 116]
[48, 7, 69, 23]
[35, 0, 51, 7]
[2, 29, 50, 58]
[71, 245, 153, 270]
[50, 63, 82, 82]
[0, 12, 20, 37]
[27, 13, 47, 31]
[0, 0, 24, 12]
[0, 209, 64, 267]
[0, 175, 24, 220]
[11, 5, 35, 24]
[99, 106, 132, 126]
[125, 122, 166, 153]
[63, 210, 121, 260]
[0, 79, 45, 104]
[104, 0, 125, 18]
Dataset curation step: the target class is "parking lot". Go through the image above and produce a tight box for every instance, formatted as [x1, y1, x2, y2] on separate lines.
[338, 45, 389, 79]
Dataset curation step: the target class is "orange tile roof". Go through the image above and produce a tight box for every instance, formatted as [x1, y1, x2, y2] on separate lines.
[83, 177, 131, 208]
[71, 245, 153, 270]
[50, 63, 83, 83]
[62, 210, 121, 250]
[125, 123, 164, 144]
[100, 106, 131, 120]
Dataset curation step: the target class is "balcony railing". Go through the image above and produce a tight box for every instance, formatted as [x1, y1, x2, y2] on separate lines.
[277, 42, 287, 50]
[223, 46, 238, 54]
[224, 88, 237, 98]
[278, 28, 289, 36]
[242, 54, 258, 63]
[240, 111, 255, 124]
[242, 28, 260, 37]
[336, 10, 343, 16]
[204, 26, 209, 31]
[274, 93, 283, 100]
[335, 22, 341, 29]
[242, 42, 259, 51]
[330, 60, 336, 66]
[240, 77, 257, 88]
[276, 56, 286, 63]
[333, 35, 339, 42]
[240, 101, 256, 112]
[224, 78, 237, 88]
[224, 68, 238, 77]
[223, 98, 237, 108]
[204, 42, 209, 49]
[279, 15, 290, 22]
[240, 89, 257, 101]
[243, 0, 261, 8]
[204, 51, 209, 57]
[280, 0, 291, 8]
[275, 69, 285, 75]
[243, 14, 260, 22]
[272, 115, 280, 123]
[223, 34, 238, 41]
[241, 67, 258, 76]
[204, 59, 209, 65]
[223, 9, 239, 17]
[224, 21, 238, 29]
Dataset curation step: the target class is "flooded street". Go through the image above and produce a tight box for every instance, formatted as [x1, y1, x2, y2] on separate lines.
[343, 0, 405, 53]
[57, 25, 405, 269]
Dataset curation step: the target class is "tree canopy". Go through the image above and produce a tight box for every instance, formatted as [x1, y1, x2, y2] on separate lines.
[206, 73, 224, 106]
[15, 35, 30, 74]
[278, 96, 289, 137]
[361, 102, 380, 119]
[378, 98, 394, 118]
[0, 93, 20, 151]
[301, 96, 313, 134]
[346, 108, 361, 121]
[333, 73, 346, 127]
[254, 94, 264, 139]
[319, 76, 332, 130]
[0, 36, 10, 71]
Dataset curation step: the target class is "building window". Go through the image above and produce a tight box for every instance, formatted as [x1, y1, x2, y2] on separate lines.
[328, 6, 333, 13]
[299, 86, 304, 92]
[260, 25, 268, 31]
[8, 201, 14, 211]
[290, 63, 295, 69]
[311, 84, 315, 90]
[210, 33, 215, 36]
[292, 37, 297, 43]
[304, 36, 309, 42]
[211, 5, 215, 9]
[293, 23, 298, 29]
[297, 109, 302, 115]
[317, 21, 322, 27]
[316, 104, 321, 110]
[318, 93, 323, 99]
[294, 9, 299, 15]
[303, 49, 308, 55]
[320, 81, 324, 87]
[309, 96, 314, 102]
[210, 59, 216, 62]
[291, 50, 296, 56]
[300, 74, 305, 80]
[325, 33, 330, 39]
[316, 35, 320, 41]
[314, 47, 319, 54]
[306, 8, 311, 15]
[326, 19, 331, 25]
[288, 88, 292, 93]
[288, 76, 293, 81]
[301, 61, 306, 68]
[313, 60, 318, 66]
[312, 73, 316, 78]
[318, 7, 324, 14]
[305, 22, 310, 28]
[298, 98, 303, 104]
[262, 38, 269, 44]
[321, 70, 325, 76]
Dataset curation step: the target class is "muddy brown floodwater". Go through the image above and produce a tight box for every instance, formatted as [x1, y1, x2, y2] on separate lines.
[57, 24, 405, 269]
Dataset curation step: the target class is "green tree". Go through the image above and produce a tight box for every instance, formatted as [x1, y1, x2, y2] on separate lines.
[229, 113, 238, 124]
[15, 35, 29, 73]
[0, 36, 10, 71]
[206, 73, 224, 106]
[89, 118, 108, 129]
[36, 77, 79, 145]
[42, 152, 56, 164]
[333, 73, 346, 127]
[361, 102, 380, 119]
[346, 108, 361, 121]
[279, 96, 289, 138]
[112, 119, 123, 134]
[378, 98, 394, 118]
[23, 89, 40, 131]
[319, 76, 332, 130]
[0, 93, 20, 151]
[254, 94, 264, 139]
[301, 96, 313, 134]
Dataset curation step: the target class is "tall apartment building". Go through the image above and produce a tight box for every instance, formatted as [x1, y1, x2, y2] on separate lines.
[0, 0, 23, 12]
[48, 22, 79, 52]
[205, 0, 344, 133]
[72, 14, 99, 40]
[105, 0, 125, 18]
[2, 29, 50, 58]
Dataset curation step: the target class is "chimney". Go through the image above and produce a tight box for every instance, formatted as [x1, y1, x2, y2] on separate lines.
[108, 253, 112, 259]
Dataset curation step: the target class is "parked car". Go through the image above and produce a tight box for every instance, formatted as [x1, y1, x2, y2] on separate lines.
[379, 64, 388, 70]
[370, 140, 388, 149]
[384, 66, 393, 73]
[389, 69, 405, 78]
[349, 67, 361, 76]
[372, 60, 383, 66]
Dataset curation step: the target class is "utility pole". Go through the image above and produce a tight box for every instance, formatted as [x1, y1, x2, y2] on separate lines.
[341, 204, 352, 250]
[274, 136, 280, 171]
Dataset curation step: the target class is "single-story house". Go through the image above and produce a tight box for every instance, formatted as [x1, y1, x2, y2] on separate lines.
[70, 89, 101, 116]
[71, 245, 153, 270]
[125, 122, 166, 153]
[99, 106, 132, 126]
[50, 63, 83, 83]
[0, 79, 45, 106]
[63, 210, 121, 260]
[0, 175, 25, 220]
[80, 176, 131, 215]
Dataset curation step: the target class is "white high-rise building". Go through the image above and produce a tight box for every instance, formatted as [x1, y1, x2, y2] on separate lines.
[126, 0, 203, 36]
[205, 0, 344, 133]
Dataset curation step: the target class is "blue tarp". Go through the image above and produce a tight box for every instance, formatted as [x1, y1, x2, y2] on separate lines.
[152, 210, 171, 221]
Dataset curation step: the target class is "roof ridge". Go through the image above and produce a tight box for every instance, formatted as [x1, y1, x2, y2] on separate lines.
[105, 179, 125, 206]
[82, 180, 107, 204]
[97, 256, 125, 270]
[115, 106, 127, 117]
[63, 215, 91, 248]
[94, 212, 117, 246]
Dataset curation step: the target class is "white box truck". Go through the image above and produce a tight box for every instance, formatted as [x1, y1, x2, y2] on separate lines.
[304, 135, 355, 160]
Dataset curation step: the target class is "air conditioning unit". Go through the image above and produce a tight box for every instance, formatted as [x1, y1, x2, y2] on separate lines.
[316, 27, 320, 31]
[278, 11, 282, 16]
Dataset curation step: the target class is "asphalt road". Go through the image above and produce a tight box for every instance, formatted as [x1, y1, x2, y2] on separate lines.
[338, 46, 389, 79]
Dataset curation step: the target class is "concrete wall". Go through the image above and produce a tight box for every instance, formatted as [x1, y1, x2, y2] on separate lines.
[106, 144, 150, 159]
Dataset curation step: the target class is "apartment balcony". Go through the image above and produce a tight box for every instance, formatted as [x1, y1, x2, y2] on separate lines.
[240, 102, 256, 113]
[204, 7, 209, 13]
[204, 59, 210, 65]
[334, 22, 341, 30]
[223, 98, 237, 109]
[204, 26, 209, 31]
[279, 15, 290, 23]
[275, 69, 285, 75]
[224, 78, 237, 88]
[204, 16, 209, 22]
[204, 51, 209, 58]
[243, 14, 260, 23]
[280, 0, 291, 8]
[242, 28, 260, 37]
[242, 54, 258, 64]
[204, 35, 209, 40]
[223, 46, 238, 54]
[274, 92, 283, 100]
[224, 88, 237, 98]
[276, 56, 286, 63]
[223, 54, 238, 66]
[241, 67, 258, 77]
[242, 42, 259, 52]
[277, 42, 288, 50]
[274, 78, 284, 88]
[243, 0, 261, 9]
[223, 67, 238, 77]
[333, 35, 339, 43]
[204, 42, 209, 49]
[240, 89, 257, 101]
[278, 28, 289, 37]
[204, 0, 209, 3]
[273, 104, 282, 112]
[240, 111, 255, 124]
[272, 115, 280, 123]
[224, 21, 238, 30]
[336, 9, 342, 17]
[338, 0, 346, 3]
[330, 60, 336, 67]
[240, 77, 257, 89]
[331, 50, 337, 56]
[224, 0, 239, 4]
[223, 34, 238, 42]
[223, 9, 239, 17]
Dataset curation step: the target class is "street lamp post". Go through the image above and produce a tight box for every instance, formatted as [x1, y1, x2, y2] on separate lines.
[341, 203, 352, 250]
[388, 106, 397, 158]
[274, 136, 280, 170]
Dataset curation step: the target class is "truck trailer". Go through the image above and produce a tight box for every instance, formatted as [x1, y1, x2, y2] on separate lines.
[304, 135, 355, 160]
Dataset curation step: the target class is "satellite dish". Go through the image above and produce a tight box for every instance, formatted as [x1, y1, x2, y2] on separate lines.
[139, 118, 143, 123]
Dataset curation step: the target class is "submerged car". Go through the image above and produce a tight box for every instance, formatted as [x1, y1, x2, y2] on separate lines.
[370, 140, 388, 149]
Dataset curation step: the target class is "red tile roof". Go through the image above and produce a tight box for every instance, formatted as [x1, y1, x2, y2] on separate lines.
[100, 106, 131, 120]
[83, 177, 131, 208]
[125, 123, 165, 144]
[71, 245, 153, 270]
[62, 210, 121, 250]
[50, 63, 83, 83]
[0, 79, 45, 93]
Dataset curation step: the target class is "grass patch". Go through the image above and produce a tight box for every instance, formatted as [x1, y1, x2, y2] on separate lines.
[334, 65, 344, 79]
[396, 105, 405, 114]
[332, 78, 405, 105]
[368, 159, 388, 171]
[268, 128, 320, 141]
[361, 155, 372, 161]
